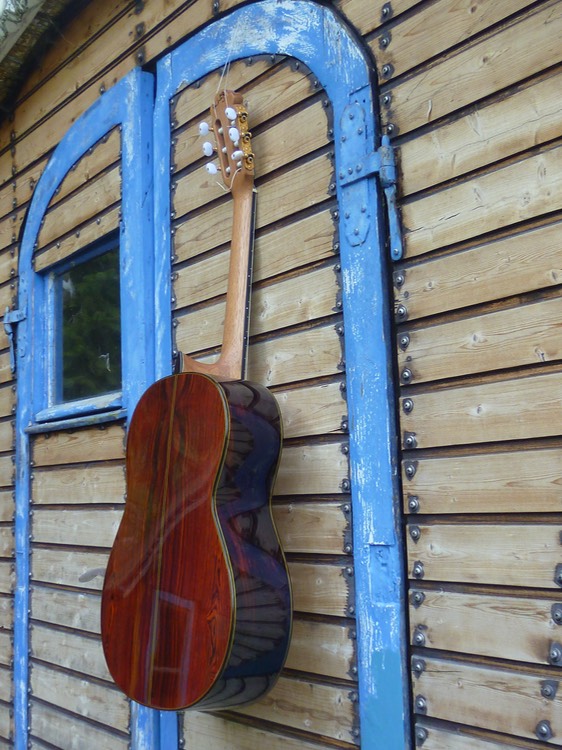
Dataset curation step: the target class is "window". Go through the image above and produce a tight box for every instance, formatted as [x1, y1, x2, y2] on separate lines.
[54, 240, 121, 403]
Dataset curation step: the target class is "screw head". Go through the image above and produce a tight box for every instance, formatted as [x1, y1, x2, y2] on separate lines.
[412, 561, 425, 579]
[403, 398, 414, 413]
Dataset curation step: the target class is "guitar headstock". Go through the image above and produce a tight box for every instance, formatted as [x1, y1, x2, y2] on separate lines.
[200, 90, 254, 194]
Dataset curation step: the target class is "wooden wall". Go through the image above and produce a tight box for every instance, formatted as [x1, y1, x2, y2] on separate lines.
[1, 0, 561, 748]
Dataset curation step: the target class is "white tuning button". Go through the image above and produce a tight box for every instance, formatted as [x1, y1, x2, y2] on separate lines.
[206, 163, 218, 175]
[198, 121, 210, 136]
[231, 150, 244, 161]
[228, 127, 240, 143]
[202, 141, 214, 157]
[225, 106, 237, 122]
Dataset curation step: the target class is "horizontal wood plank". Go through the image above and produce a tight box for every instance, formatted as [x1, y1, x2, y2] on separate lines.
[236, 675, 356, 745]
[0, 490, 13, 522]
[0, 456, 12, 489]
[407, 523, 562, 587]
[0, 631, 11, 667]
[183, 711, 338, 750]
[400, 67, 562, 196]
[0, 597, 12, 630]
[32, 548, 109, 590]
[32, 463, 125, 505]
[275, 441, 349, 496]
[0, 666, 10, 702]
[398, 297, 562, 383]
[395, 221, 562, 320]
[30, 701, 128, 750]
[32, 424, 125, 467]
[412, 656, 562, 742]
[401, 371, 562, 448]
[288, 561, 350, 617]
[31, 624, 110, 682]
[0, 563, 13, 594]
[372, 0, 529, 81]
[0, 704, 10, 743]
[403, 144, 562, 258]
[416, 724, 536, 749]
[386, 0, 562, 136]
[31, 662, 127, 730]
[32, 508, 122, 549]
[402, 447, 562, 514]
[338, 0, 423, 36]
[0, 529, 12, 558]
[410, 589, 561, 665]
[31, 587, 100, 634]
[274, 501, 348, 555]
[285, 619, 354, 679]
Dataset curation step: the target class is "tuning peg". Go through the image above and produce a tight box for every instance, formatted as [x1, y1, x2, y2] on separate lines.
[225, 106, 237, 122]
[206, 163, 218, 175]
[202, 141, 214, 157]
[228, 126, 240, 144]
[198, 121, 210, 136]
[231, 150, 244, 161]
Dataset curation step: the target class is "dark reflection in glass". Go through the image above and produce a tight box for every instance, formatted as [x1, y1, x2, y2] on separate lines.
[58, 247, 121, 401]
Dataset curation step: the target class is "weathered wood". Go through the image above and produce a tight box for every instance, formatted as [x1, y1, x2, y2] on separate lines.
[412, 656, 562, 742]
[37, 165, 120, 251]
[338, 0, 423, 35]
[32, 423, 125, 467]
[288, 562, 350, 617]
[0, 456, 13, 489]
[407, 523, 562, 588]
[30, 662, 128, 730]
[0, 666, 10, 702]
[30, 701, 128, 750]
[0, 387, 13, 423]
[403, 144, 562, 258]
[0, 563, 13, 594]
[0, 529, 12, 558]
[0, 704, 10, 743]
[275, 441, 349, 496]
[0, 631, 12, 667]
[0, 208, 24, 256]
[32, 508, 122, 548]
[183, 711, 339, 750]
[286, 618, 354, 679]
[0, 597, 12, 630]
[274, 381, 346, 439]
[0, 353, 13, 387]
[402, 447, 562, 514]
[0, 421, 13, 454]
[32, 548, 109, 590]
[0, 490, 13, 522]
[416, 722, 545, 749]
[273, 501, 348, 555]
[395, 220, 562, 320]
[372, 0, 530, 81]
[31, 623, 111, 682]
[236, 675, 356, 745]
[399, 68, 562, 196]
[401, 371, 562, 448]
[32, 463, 125, 505]
[385, 0, 562, 136]
[31, 586, 100, 634]
[34, 204, 120, 273]
[176, 263, 338, 346]
[398, 297, 562, 383]
[410, 589, 561, 665]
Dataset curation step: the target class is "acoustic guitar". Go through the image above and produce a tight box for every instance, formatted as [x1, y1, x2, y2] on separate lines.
[101, 91, 292, 711]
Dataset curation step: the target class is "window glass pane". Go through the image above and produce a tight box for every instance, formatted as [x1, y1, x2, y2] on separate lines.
[59, 247, 121, 402]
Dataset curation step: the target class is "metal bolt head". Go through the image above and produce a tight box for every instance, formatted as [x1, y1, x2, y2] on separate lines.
[411, 590, 425, 608]
[404, 432, 417, 449]
[409, 525, 421, 542]
[398, 332, 410, 350]
[395, 304, 408, 321]
[403, 398, 414, 414]
[414, 695, 427, 714]
[408, 495, 420, 513]
[382, 64, 392, 78]
[413, 628, 426, 646]
[552, 603, 562, 624]
[404, 461, 417, 479]
[401, 368, 413, 384]
[380, 35, 390, 49]
[548, 642, 562, 665]
[412, 561, 425, 579]
[536, 720, 553, 741]
[415, 726, 428, 746]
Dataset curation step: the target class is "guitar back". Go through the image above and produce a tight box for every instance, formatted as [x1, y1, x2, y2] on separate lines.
[101, 372, 291, 710]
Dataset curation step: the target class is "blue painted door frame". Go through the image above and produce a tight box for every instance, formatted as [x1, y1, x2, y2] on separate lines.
[14, 2, 410, 749]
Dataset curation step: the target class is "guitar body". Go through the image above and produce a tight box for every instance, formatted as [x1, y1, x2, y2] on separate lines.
[101, 371, 291, 711]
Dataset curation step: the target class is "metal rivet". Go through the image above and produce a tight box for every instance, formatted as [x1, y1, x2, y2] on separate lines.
[412, 561, 424, 579]
[403, 398, 414, 414]
[408, 495, 420, 513]
[415, 726, 428, 746]
[342, 478, 351, 492]
[410, 525, 421, 542]
[404, 461, 417, 479]
[336, 323, 344, 336]
[414, 695, 427, 714]
[411, 590, 425, 608]
[399, 333, 411, 350]
[380, 35, 390, 49]
[396, 304, 408, 321]
[341, 418, 349, 433]
[412, 656, 426, 675]
[551, 603, 562, 624]
[382, 64, 392, 78]
[548, 642, 562, 665]
[393, 271, 405, 287]
[401, 368, 413, 384]
[386, 123, 395, 135]
[404, 432, 417, 449]
[536, 720, 553, 741]
[541, 680, 558, 700]
[554, 564, 562, 587]
[413, 626, 426, 646]
[381, 2, 391, 18]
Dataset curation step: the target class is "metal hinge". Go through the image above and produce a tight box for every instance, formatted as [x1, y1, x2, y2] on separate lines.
[339, 99, 403, 261]
[3, 307, 25, 373]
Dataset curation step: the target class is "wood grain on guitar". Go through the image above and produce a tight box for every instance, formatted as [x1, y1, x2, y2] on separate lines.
[101, 91, 292, 711]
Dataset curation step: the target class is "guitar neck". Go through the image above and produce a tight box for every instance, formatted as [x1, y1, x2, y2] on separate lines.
[180, 184, 256, 381]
